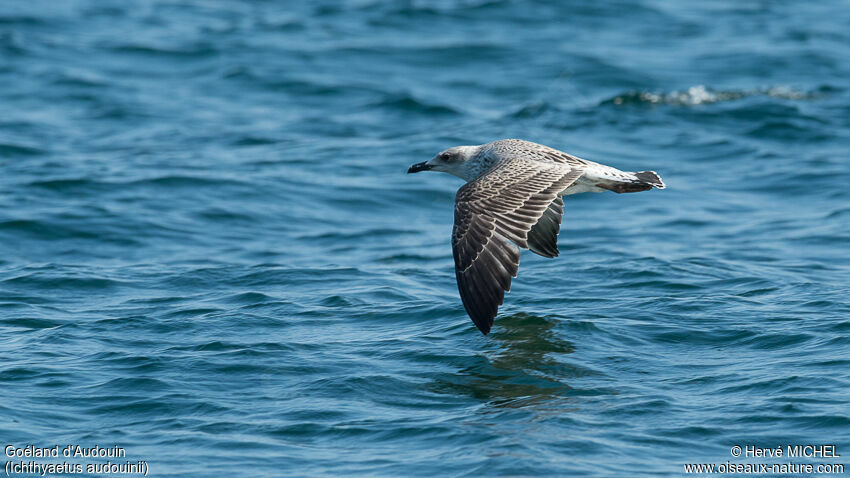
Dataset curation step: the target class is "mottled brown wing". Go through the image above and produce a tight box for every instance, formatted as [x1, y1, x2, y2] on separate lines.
[527, 196, 564, 258]
[452, 161, 582, 334]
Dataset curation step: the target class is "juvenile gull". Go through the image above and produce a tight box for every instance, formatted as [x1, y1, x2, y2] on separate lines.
[408, 139, 665, 335]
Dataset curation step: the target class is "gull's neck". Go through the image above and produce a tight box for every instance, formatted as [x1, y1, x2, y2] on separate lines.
[456, 145, 489, 182]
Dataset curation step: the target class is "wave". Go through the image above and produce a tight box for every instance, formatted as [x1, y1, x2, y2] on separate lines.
[2, 269, 126, 290]
[603, 85, 825, 106]
[26, 175, 251, 193]
[369, 93, 461, 116]
[0, 142, 46, 156]
[105, 43, 219, 59]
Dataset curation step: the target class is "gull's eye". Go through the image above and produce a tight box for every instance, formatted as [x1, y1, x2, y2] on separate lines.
[440, 152, 452, 161]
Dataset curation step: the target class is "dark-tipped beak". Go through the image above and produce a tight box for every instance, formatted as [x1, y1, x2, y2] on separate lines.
[407, 162, 433, 174]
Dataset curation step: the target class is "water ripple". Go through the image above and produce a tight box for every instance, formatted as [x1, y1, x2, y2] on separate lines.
[603, 84, 825, 106]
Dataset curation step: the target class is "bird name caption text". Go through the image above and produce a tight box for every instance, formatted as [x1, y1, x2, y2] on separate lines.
[3, 444, 148, 476]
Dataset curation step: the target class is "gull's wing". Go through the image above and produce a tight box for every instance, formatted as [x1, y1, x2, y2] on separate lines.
[526, 196, 564, 258]
[452, 160, 583, 334]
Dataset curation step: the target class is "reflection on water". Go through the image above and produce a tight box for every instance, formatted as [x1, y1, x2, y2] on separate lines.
[431, 313, 583, 408]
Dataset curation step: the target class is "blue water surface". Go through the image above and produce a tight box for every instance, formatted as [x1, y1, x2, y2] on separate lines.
[1, 1, 849, 476]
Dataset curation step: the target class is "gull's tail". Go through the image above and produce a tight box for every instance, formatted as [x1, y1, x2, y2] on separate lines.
[596, 170, 666, 193]
[633, 170, 665, 189]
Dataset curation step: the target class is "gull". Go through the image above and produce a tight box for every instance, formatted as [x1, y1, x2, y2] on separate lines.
[408, 139, 665, 335]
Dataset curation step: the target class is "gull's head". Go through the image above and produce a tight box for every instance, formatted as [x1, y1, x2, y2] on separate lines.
[407, 145, 479, 180]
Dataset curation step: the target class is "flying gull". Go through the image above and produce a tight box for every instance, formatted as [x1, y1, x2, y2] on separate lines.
[408, 139, 665, 335]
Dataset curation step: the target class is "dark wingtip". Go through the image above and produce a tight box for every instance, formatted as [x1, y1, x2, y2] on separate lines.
[469, 311, 493, 335]
[465, 303, 494, 335]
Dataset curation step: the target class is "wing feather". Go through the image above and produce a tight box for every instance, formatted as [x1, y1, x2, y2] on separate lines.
[451, 161, 582, 334]
[527, 196, 564, 258]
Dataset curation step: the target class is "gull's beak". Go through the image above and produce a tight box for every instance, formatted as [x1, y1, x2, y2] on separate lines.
[407, 161, 433, 174]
